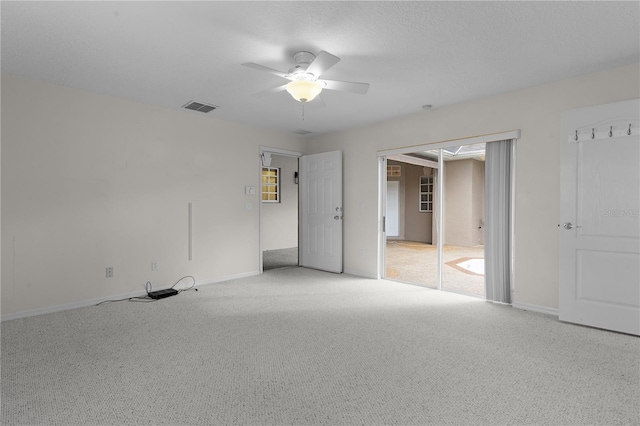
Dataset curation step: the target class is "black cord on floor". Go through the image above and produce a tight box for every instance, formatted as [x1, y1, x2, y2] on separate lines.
[96, 276, 197, 306]
[145, 275, 197, 294]
[95, 295, 154, 305]
[170, 275, 197, 293]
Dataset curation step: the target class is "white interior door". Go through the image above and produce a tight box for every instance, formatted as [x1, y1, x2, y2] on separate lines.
[559, 99, 639, 335]
[299, 150, 343, 273]
[386, 181, 400, 237]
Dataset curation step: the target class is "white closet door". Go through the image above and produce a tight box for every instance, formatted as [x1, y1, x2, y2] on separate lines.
[559, 99, 639, 335]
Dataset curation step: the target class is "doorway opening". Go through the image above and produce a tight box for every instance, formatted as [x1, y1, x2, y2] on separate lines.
[260, 148, 300, 272]
[378, 130, 519, 302]
[259, 148, 344, 274]
[384, 143, 486, 297]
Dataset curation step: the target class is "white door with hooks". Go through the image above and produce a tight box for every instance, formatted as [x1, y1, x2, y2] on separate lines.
[559, 99, 639, 335]
[299, 150, 343, 273]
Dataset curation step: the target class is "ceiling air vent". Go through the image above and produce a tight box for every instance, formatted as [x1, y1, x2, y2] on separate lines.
[182, 101, 218, 113]
[293, 129, 312, 135]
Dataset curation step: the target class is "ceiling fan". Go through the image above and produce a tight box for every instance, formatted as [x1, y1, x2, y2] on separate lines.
[242, 50, 369, 103]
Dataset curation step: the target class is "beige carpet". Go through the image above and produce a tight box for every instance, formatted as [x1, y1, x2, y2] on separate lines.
[2, 267, 639, 425]
[263, 247, 298, 271]
[385, 240, 485, 296]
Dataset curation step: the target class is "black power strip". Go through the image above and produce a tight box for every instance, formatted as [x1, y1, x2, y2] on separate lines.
[148, 288, 179, 299]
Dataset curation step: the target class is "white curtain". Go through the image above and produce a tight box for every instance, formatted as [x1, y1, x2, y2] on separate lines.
[484, 140, 513, 303]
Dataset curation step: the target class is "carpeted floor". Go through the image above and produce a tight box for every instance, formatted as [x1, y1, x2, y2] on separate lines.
[263, 247, 298, 271]
[2, 267, 639, 425]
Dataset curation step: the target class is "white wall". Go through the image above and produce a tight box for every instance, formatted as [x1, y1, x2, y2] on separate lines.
[262, 154, 298, 251]
[3, 64, 639, 318]
[307, 63, 640, 311]
[1, 74, 304, 317]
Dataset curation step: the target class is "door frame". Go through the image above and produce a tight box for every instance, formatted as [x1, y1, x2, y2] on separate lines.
[377, 130, 520, 291]
[258, 146, 302, 273]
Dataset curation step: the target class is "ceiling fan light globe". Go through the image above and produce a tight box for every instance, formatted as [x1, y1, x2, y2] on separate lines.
[286, 80, 322, 103]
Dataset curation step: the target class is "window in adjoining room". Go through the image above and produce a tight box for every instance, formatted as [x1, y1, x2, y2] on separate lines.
[387, 165, 401, 177]
[419, 175, 433, 212]
[262, 167, 280, 202]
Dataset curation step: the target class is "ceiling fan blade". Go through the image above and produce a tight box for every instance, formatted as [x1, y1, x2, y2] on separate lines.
[251, 84, 288, 97]
[241, 62, 291, 80]
[306, 51, 340, 78]
[319, 79, 370, 95]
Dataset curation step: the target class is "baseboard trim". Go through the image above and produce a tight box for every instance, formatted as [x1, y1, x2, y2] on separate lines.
[1, 289, 147, 322]
[512, 302, 559, 317]
[196, 271, 260, 286]
[1, 271, 261, 322]
[343, 268, 378, 279]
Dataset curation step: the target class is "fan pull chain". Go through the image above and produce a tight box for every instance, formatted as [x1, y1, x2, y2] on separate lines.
[302, 103, 305, 121]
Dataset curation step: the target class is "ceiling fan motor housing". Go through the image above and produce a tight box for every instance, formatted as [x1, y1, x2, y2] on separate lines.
[288, 51, 317, 79]
[293, 51, 315, 65]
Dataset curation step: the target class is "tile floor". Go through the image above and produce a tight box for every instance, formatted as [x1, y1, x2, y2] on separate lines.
[385, 240, 485, 297]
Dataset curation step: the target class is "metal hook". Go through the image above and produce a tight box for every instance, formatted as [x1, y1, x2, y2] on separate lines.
[609, 126, 613, 137]
[574, 130, 578, 141]
[629, 124, 632, 136]
[591, 128, 595, 139]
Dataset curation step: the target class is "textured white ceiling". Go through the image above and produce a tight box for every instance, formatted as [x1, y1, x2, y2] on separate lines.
[2, 1, 639, 136]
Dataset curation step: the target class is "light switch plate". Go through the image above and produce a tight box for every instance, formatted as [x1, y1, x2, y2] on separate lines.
[245, 186, 255, 195]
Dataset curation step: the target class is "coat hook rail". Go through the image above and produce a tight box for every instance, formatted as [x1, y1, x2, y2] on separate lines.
[573, 123, 637, 142]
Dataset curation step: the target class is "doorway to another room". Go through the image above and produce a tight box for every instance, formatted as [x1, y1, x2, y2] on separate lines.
[260, 148, 344, 274]
[380, 130, 518, 304]
[384, 144, 486, 297]
[261, 151, 299, 271]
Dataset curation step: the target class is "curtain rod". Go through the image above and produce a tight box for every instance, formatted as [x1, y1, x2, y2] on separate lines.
[377, 130, 521, 157]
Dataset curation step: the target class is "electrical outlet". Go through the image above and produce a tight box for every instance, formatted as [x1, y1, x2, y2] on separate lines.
[151, 261, 158, 271]
[106, 267, 113, 278]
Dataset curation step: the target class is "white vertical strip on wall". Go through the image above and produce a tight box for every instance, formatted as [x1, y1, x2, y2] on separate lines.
[188, 202, 192, 261]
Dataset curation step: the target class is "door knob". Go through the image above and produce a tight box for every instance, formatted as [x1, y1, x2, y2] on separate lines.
[562, 222, 581, 230]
